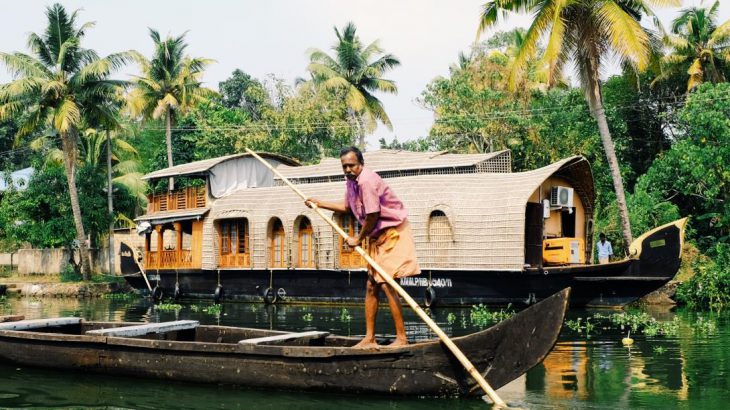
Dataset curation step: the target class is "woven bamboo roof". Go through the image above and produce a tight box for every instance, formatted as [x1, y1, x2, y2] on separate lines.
[143, 153, 299, 180]
[275, 149, 511, 179]
[207, 156, 593, 271]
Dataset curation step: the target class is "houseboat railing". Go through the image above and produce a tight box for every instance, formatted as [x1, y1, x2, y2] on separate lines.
[145, 250, 194, 269]
[147, 186, 206, 213]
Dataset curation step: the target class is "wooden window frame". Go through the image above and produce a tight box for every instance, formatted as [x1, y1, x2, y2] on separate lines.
[297, 218, 314, 268]
[269, 218, 286, 268]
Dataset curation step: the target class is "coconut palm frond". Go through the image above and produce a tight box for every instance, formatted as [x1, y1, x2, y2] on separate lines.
[596, 1, 651, 70]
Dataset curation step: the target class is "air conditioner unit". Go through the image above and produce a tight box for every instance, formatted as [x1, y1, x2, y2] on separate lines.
[550, 186, 574, 208]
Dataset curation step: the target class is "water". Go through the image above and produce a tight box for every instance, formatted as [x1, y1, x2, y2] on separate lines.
[0, 297, 728, 409]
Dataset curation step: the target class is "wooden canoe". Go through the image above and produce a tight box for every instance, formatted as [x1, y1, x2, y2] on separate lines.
[0, 288, 569, 396]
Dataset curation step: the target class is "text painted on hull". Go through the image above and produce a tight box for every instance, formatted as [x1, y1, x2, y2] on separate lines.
[399, 277, 453, 288]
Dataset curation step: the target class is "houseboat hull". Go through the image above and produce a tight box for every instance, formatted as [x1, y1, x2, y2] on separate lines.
[0, 289, 569, 396]
[122, 219, 686, 307]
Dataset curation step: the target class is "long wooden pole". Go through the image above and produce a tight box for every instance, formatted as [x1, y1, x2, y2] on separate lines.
[245, 149, 507, 407]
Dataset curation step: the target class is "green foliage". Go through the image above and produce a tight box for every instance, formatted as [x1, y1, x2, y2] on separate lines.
[139, 71, 356, 167]
[594, 177, 681, 254]
[654, 0, 730, 91]
[0, 165, 76, 248]
[59, 264, 82, 282]
[307, 22, 400, 147]
[676, 243, 730, 310]
[419, 54, 526, 154]
[218, 69, 269, 118]
[0, 161, 130, 250]
[641, 83, 730, 250]
[602, 73, 680, 183]
[302, 312, 314, 322]
[339, 308, 352, 322]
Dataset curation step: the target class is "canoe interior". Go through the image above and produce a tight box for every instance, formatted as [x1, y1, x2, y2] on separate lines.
[20, 321, 358, 347]
[0, 288, 570, 396]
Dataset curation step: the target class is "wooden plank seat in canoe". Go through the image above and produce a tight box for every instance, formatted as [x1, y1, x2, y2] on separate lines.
[238, 330, 329, 345]
[0, 317, 81, 331]
[86, 320, 199, 337]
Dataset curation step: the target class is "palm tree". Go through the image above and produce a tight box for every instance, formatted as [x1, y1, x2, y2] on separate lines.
[478, 0, 679, 248]
[0, 3, 135, 279]
[127, 29, 215, 190]
[307, 22, 400, 148]
[654, 0, 730, 91]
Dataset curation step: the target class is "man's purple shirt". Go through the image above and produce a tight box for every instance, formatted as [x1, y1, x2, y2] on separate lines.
[345, 167, 407, 238]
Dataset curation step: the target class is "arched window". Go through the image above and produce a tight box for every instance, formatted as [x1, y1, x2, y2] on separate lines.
[219, 219, 250, 267]
[297, 217, 314, 268]
[339, 214, 366, 268]
[427, 210, 454, 268]
[269, 218, 286, 268]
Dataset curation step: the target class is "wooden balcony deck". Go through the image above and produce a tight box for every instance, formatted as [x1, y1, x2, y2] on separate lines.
[145, 250, 194, 270]
[148, 186, 206, 213]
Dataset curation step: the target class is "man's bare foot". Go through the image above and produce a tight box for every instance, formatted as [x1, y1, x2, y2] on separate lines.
[386, 338, 409, 348]
[352, 338, 380, 350]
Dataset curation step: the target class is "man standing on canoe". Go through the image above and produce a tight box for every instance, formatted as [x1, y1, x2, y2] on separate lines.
[306, 147, 421, 349]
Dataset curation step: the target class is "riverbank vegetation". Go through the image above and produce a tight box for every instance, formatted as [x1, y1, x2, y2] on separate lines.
[1, 2, 729, 308]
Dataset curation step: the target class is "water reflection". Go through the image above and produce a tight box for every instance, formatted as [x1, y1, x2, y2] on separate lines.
[0, 298, 728, 409]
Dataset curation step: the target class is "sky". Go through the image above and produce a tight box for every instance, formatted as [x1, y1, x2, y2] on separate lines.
[1, 1, 729, 149]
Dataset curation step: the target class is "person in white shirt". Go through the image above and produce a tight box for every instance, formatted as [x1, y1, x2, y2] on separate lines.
[596, 233, 613, 264]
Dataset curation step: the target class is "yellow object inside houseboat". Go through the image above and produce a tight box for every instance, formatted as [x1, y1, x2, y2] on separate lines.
[543, 237, 585, 265]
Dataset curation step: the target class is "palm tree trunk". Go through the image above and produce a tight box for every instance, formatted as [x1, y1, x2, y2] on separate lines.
[585, 74, 633, 249]
[356, 115, 366, 149]
[347, 108, 364, 149]
[106, 130, 115, 276]
[165, 107, 174, 190]
[61, 132, 93, 280]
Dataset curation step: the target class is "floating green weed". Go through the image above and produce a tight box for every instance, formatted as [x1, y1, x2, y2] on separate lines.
[102, 292, 139, 301]
[652, 345, 667, 355]
[204, 304, 222, 315]
[155, 302, 182, 311]
[446, 312, 457, 325]
[566, 311, 681, 338]
[693, 317, 717, 335]
[339, 308, 351, 322]
[189, 303, 222, 315]
[302, 313, 313, 322]
[469, 304, 514, 328]
[565, 317, 595, 336]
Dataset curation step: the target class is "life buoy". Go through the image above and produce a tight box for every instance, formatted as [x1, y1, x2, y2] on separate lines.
[173, 284, 181, 300]
[214, 285, 224, 303]
[424, 287, 437, 308]
[263, 287, 278, 305]
[152, 285, 163, 302]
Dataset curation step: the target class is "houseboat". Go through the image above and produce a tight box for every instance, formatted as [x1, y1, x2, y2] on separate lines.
[120, 150, 686, 307]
